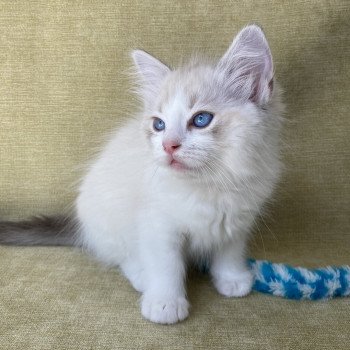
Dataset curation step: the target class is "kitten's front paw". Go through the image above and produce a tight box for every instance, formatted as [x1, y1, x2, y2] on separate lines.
[141, 294, 190, 324]
[213, 270, 253, 297]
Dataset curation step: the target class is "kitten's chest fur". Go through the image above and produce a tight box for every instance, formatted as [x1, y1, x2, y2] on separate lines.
[148, 173, 254, 251]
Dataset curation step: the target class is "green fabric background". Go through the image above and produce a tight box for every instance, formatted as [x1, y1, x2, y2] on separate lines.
[0, 1, 349, 349]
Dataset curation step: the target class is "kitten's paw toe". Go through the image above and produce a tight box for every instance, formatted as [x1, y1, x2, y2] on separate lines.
[214, 270, 253, 297]
[141, 294, 190, 324]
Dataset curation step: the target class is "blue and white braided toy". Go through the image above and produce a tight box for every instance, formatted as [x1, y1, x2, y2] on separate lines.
[248, 259, 350, 300]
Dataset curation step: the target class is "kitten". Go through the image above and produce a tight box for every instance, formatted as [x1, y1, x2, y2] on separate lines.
[0, 25, 283, 324]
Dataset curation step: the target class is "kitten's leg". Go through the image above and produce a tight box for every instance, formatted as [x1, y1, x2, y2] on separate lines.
[210, 238, 253, 297]
[120, 258, 145, 293]
[139, 225, 189, 324]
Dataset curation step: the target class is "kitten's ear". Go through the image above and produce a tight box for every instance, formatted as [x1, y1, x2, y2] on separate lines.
[131, 50, 171, 104]
[216, 24, 274, 105]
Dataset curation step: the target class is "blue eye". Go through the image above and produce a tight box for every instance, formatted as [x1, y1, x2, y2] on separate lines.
[153, 118, 165, 131]
[192, 112, 214, 128]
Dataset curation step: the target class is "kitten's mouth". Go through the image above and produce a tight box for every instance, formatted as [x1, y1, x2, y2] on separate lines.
[169, 158, 188, 171]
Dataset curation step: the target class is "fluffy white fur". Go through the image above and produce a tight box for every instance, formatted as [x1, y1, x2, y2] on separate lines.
[76, 25, 284, 324]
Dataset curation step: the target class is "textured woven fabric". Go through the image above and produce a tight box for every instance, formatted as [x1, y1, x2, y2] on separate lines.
[0, 1, 349, 349]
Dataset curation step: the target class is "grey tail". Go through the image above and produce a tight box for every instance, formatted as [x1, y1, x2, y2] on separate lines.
[0, 215, 79, 246]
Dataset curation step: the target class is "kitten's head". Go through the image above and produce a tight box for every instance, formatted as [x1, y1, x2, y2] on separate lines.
[132, 25, 281, 185]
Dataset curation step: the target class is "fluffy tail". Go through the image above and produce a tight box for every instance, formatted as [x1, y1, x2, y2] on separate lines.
[0, 215, 79, 246]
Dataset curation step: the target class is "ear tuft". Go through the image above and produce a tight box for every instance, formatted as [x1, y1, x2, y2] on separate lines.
[216, 24, 274, 105]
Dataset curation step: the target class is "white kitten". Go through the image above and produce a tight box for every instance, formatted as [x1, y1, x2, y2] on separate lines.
[76, 24, 283, 324]
[0, 25, 283, 324]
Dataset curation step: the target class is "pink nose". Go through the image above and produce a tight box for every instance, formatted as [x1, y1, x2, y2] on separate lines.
[162, 140, 181, 155]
